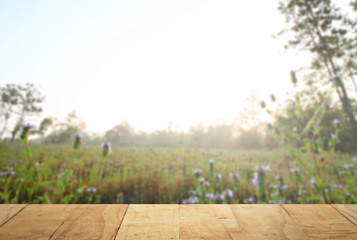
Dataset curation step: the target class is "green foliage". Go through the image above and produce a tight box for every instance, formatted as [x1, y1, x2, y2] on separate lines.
[278, 0, 357, 144]
[0, 142, 355, 204]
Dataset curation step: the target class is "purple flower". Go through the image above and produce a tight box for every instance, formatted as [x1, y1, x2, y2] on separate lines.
[291, 168, 299, 173]
[309, 178, 316, 186]
[227, 189, 234, 199]
[331, 74, 338, 79]
[190, 197, 198, 204]
[209, 159, 214, 165]
[333, 119, 340, 126]
[352, 157, 357, 162]
[205, 181, 211, 188]
[205, 193, 215, 200]
[193, 169, 201, 178]
[248, 197, 254, 203]
[281, 185, 288, 190]
[252, 173, 259, 186]
[344, 164, 353, 169]
[199, 177, 205, 184]
[264, 165, 272, 173]
[77, 189, 83, 194]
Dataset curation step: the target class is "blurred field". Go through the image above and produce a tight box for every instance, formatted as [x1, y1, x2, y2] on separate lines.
[0, 142, 356, 204]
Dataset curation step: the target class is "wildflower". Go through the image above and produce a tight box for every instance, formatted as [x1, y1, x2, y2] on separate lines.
[264, 165, 272, 173]
[344, 164, 353, 169]
[270, 94, 276, 102]
[281, 185, 288, 190]
[345, 192, 351, 197]
[20, 123, 35, 143]
[190, 197, 198, 204]
[193, 169, 201, 178]
[252, 172, 259, 186]
[226, 189, 234, 199]
[248, 197, 254, 203]
[205, 181, 210, 188]
[77, 189, 83, 194]
[101, 142, 111, 158]
[205, 193, 215, 200]
[333, 119, 340, 126]
[209, 159, 214, 174]
[230, 172, 239, 181]
[199, 177, 205, 184]
[331, 74, 338, 79]
[34, 162, 39, 167]
[74, 133, 82, 150]
[219, 194, 225, 202]
[309, 178, 316, 186]
[291, 168, 299, 173]
[293, 127, 298, 132]
[215, 173, 222, 180]
[275, 175, 281, 180]
[353, 157, 357, 162]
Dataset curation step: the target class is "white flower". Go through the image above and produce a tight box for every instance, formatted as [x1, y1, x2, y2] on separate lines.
[209, 159, 214, 165]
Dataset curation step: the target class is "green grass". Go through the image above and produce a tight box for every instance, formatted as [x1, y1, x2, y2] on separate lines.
[0, 142, 356, 204]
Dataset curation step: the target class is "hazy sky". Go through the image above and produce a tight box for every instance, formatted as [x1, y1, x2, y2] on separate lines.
[0, 0, 315, 133]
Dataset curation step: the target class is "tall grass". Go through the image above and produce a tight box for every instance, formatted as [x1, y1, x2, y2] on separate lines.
[0, 142, 355, 204]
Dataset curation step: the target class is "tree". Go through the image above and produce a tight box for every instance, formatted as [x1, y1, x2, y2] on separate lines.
[0, 85, 19, 139]
[45, 111, 86, 144]
[104, 121, 134, 146]
[278, 0, 357, 144]
[0, 83, 44, 141]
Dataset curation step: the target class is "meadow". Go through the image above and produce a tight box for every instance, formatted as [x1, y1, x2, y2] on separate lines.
[0, 141, 356, 204]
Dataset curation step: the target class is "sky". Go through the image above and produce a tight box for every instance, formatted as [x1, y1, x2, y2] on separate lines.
[0, 0, 318, 133]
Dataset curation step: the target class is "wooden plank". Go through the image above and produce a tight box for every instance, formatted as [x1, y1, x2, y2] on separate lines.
[0, 204, 78, 240]
[50, 204, 128, 240]
[116, 204, 179, 240]
[179, 204, 242, 240]
[231, 204, 309, 240]
[283, 204, 357, 240]
[0, 204, 27, 227]
[333, 204, 357, 226]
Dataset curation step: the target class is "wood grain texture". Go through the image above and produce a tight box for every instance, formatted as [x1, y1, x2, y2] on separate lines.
[50, 204, 128, 240]
[283, 204, 357, 240]
[231, 204, 309, 240]
[116, 204, 179, 240]
[180, 204, 242, 240]
[0, 204, 78, 240]
[0, 204, 27, 227]
[333, 204, 357, 226]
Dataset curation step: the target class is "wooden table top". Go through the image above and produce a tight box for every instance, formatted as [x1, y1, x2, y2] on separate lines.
[0, 204, 356, 239]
